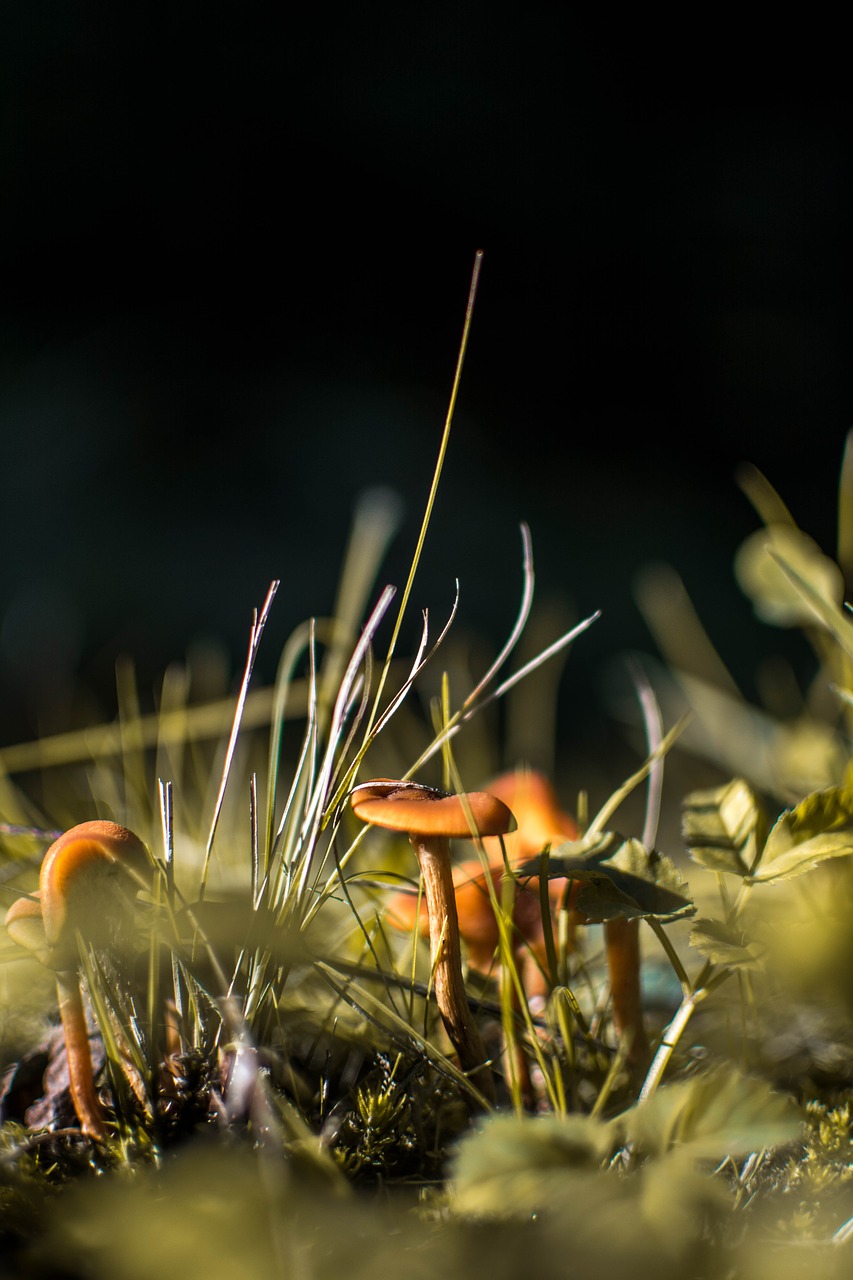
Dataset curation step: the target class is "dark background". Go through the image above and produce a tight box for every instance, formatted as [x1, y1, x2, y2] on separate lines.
[1, 9, 850, 792]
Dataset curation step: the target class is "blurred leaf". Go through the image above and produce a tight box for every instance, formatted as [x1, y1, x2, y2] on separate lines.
[734, 523, 845, 628]
[751, 784, 853, 883]
[449, 1117, 707, 1277]
[449, 1112, 612, 1217]
[769, 717, 848, 799]
[688, 917, 763, 969]
[682, 778, 768, 876]
[522, 836, 694, 923]
[766, 548, 853, 662]
[48, 1145, 294, 1280]
[623, 1064, 801, 1161]
[735, 462, 798, 530]
[639, 1149, 732, 1258]
[49, 1140, 510, 1280]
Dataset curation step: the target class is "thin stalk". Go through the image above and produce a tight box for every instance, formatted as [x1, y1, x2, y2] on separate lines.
[646, 916, 692, 995]
[199, 580, 279, 902]
[364, 250, 484, 738]
[603, 918, 648, 1071]
[638, 968, 732, 1102]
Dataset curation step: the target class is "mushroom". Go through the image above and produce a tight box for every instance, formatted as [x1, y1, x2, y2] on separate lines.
[487, 769, 648, 1070]
[484, 769, 580, 998]
[350, 779, 515, 1105]
[4, 820, 151, 1141]
[383, 771, 577, 1020]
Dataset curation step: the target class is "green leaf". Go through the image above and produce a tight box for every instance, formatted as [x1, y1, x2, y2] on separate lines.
[682, 778, 767, 876]
[639, 1150, 732, 1255]
[623, 1064, 801, 1161]
[733, 523, 845, 628]
[572, 870, 671, 923]
[750, 784, 853, 883]
[449, 1113, 612, 1218]
[519, 836, 695, 923]
[688, 917, 763, 969]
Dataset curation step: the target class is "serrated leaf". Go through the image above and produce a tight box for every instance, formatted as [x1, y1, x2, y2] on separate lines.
[449, 1113, 612, 1218]
[688, 917, 763, 969]
[734, 523, 845, 628]
[623, 1065, 801, 1161]
[682, 778, 767, 876]
[519, 836, 695, 922]
[750, 784, 853, 883]
[572, 871, 669, 922]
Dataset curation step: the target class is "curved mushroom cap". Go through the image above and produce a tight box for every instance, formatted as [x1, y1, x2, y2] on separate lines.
[350, 778, 516, 839]
[484, 769, 577, 858]
[4, 893, 49, 966]
[484, 769, 583, 948]
[39, 820, 151, 959]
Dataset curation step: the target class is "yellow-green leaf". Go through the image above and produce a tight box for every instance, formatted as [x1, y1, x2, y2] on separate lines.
[449, 1113, 612, 1218]
[751, 784, 853, 882]
[682, 778, 767, 876]
[623, 1065, 801, 1161]
[688, 917, 763, 969]
[522, 836, 695, 922]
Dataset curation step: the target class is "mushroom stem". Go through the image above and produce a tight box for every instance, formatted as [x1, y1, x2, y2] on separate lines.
[604, 918, 648, 1071]
[409, 832, 495, 1105]
[54, 968, 109, 1141]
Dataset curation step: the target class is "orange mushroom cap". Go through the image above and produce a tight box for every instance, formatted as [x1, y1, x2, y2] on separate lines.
[5, 822, 151, 969]
[485, 768, 581, 944]
[350, 779, 516, 840]
[39, 820, 151, 964]
[484, 769, 578, 858]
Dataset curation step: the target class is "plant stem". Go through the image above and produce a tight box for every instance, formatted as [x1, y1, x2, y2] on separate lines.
[638, 968, 731, 1102]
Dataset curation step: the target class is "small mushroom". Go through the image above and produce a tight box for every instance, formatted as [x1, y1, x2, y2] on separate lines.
[4, 820, 151, 1141]
[488, 769, 648, 1070]
[484, 769, 580, 995]
[350, 779, 515, 1104]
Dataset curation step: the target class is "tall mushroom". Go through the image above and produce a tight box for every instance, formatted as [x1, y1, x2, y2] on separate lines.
[383, 772, 578, 1032]
[4, 820, 151, 1141]
[350, 779, 515, 1105]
